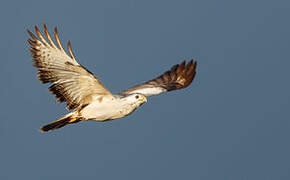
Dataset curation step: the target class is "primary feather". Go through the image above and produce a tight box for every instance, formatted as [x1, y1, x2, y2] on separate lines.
[28, 24, 113, 110]
[119, 60, 197, 96]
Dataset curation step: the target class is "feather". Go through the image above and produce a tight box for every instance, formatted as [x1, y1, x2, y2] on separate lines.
[119, 60, 197, 96]
[27, 24, 114, 110]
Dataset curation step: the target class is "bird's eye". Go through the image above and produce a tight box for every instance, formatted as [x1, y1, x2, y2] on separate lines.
[135, 95, 139, 99]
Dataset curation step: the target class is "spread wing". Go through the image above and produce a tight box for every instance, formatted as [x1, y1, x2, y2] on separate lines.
[27, 24, 114, 110]
[120, 60, 197, 96]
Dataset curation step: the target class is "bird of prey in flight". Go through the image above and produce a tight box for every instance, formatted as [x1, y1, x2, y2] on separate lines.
[27, 24, 197, 132]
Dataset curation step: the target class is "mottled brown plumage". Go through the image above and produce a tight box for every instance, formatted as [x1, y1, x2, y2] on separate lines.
[119, 60, 197, 96]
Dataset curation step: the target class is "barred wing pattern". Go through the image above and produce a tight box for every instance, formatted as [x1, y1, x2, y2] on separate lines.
[120, 60, 197, 96]
[28, 24, 113, 110]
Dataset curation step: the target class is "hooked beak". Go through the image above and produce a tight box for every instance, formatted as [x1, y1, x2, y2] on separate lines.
[142, 96, 147, 103]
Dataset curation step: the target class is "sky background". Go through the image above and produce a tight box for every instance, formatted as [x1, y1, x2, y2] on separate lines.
[0, 0, 290, 179]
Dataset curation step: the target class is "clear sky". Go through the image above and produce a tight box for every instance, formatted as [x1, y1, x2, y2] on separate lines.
[1, 0, 290, 179]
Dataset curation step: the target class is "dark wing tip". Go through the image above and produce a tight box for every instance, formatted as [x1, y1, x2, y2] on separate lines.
[67, 40, 76, 59]
[146, 59, 197, 91]
[182, 59, 197, 86]
[43, 23, 47, 30]
[27, 29, 32, 35]
[54, 26, 65, 51]
[54, 26, 57, 32]
[27, 29, 38, 41]
[167, 59, 197, 90]
[34, 25, 39, 32]
[119, 59, 197, 96]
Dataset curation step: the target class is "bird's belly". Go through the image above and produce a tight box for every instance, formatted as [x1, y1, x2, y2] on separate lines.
[80, 102, 132, 121]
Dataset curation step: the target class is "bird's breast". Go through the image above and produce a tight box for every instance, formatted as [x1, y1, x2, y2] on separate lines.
[80, 99, 137, 121]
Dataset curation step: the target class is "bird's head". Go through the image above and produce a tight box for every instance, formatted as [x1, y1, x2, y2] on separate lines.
[123, 93, 147, 107]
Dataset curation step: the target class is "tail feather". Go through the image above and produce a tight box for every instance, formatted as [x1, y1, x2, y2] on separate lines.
[40, 113, 80, 132]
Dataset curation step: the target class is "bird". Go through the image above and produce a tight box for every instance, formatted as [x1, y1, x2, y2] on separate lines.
[27, 24, 197, 132]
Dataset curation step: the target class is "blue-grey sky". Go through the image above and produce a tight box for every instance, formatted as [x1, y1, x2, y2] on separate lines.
[1, 0, 290, 179]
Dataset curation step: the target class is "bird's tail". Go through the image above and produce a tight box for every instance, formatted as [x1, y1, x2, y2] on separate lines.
[40, 113, 81, 132]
